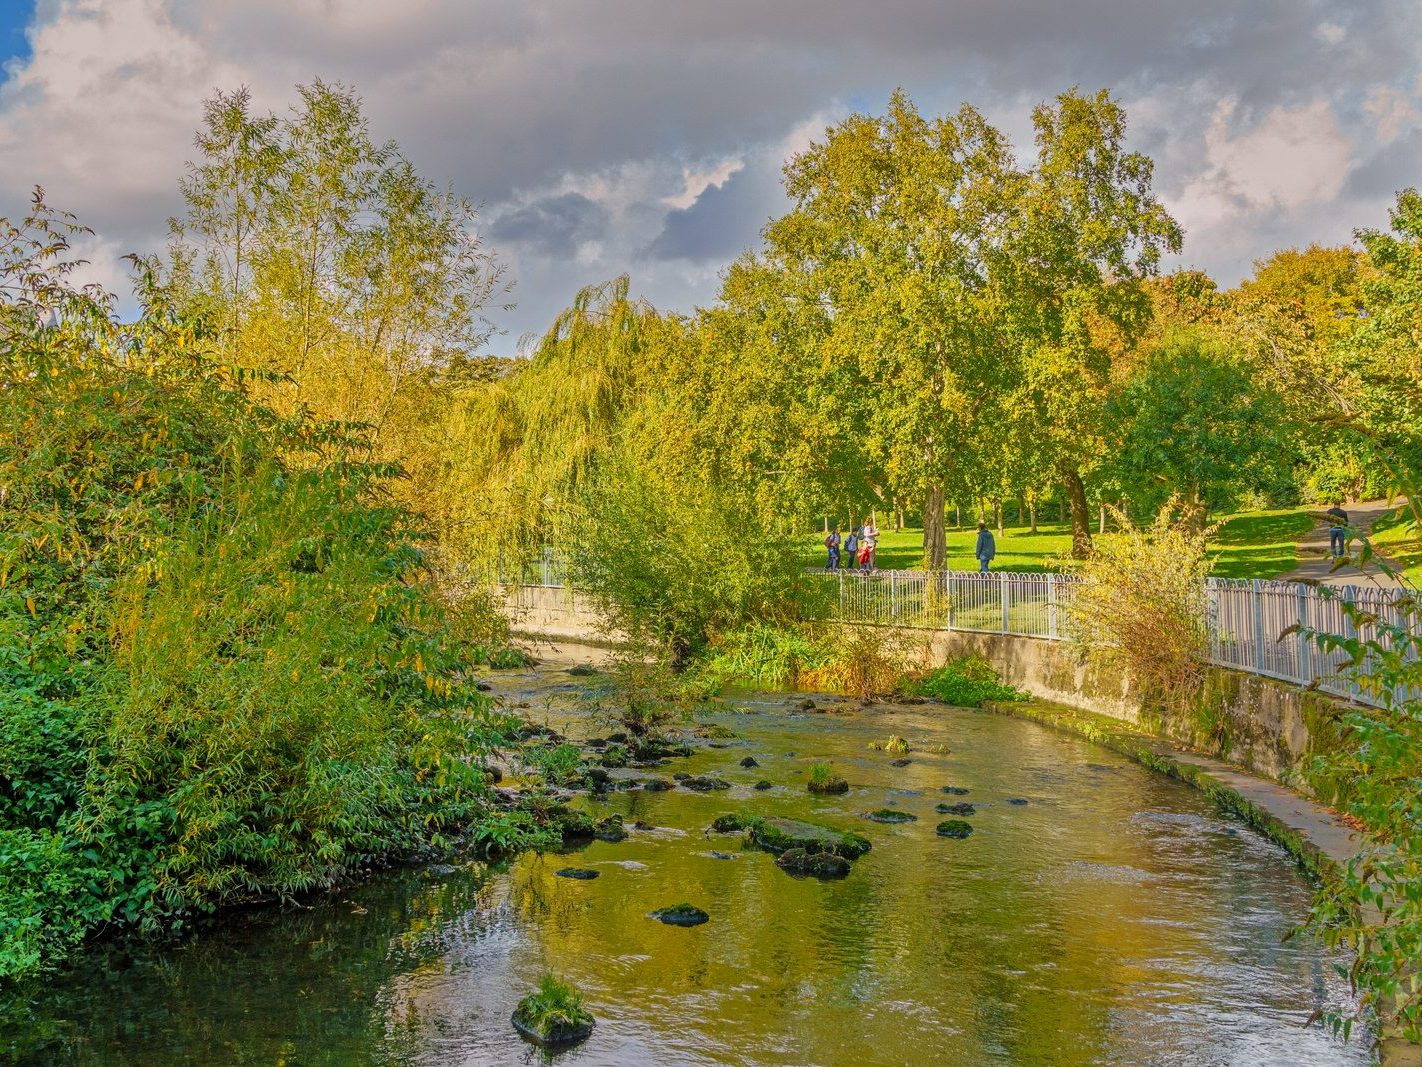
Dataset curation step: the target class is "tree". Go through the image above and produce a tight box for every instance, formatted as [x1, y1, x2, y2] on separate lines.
[1103, 329, 1292, 527]
[999, 89, 1183, 556]
[759, 91, 1019, 568]
[166, 82, 509, 513]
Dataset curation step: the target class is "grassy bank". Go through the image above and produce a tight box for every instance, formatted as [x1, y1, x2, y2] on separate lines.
[805, 507, 1314, 578]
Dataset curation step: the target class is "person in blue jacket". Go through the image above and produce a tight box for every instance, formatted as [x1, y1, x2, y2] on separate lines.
[975, 521, 996, 574]
[824, 526, 842, 570]
[843, 528, 859, 572]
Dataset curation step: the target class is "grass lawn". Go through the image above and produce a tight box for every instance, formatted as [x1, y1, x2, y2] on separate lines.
[806, 506, 1316, 579]
[1371, 507, 1422, 583]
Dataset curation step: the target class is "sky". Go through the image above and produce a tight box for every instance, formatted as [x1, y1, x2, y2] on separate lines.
[0, 0, 1419, 350]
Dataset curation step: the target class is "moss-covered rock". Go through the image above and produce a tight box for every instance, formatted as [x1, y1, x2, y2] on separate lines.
[863, 808, 916, 823]
[754, 780, 774, 791]
[682, 775, 731, 792]
[599, 744, 630, 768]
[593, 815, 627, 842]
[1006, 797, 1029, 806]
[941, 786, 970, 796]
[775, 848, 851, 879]
[549, 807, 596, 844]
[710, 812, 759, 833]
[511, 976, 595, 1046]
[642, 777, 676, 792]
[748, 817, 871, 860]
[935, 819, 974, 839]
[739, 756, 759, 768]
[650, 903, 709, 926]
[935, 802, 975, 816]
[807, 776, 849, 795]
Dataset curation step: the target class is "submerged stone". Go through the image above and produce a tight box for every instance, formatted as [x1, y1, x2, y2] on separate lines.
[890, 758, 912, 767]
[942, 786, 970, 796]
[936, 819, 974, 839]
[650, 903, 709, 927]
[936, 802, 976, 817]
[566, 664, 599, 677]
[555, 868, 600, 880]
[863, 808, 916, 824]
[775, 848, 851, 879]
[1007, 798, 1030, 806]
[682, 775, 731, 792]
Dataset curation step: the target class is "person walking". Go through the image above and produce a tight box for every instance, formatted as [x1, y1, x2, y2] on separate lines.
[1325, 502, 1349, 558]
[824, 526, 842, 570]
[843, 528, 859, 574]
[975, 521, 996, 574]
[861, 516, 880, 571]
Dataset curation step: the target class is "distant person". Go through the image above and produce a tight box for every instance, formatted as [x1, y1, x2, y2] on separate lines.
[862, 517, 880, 570]
[843, 528, 859, 573]
[824, 526, 842, 570]
[1326, 502, 1349, 558]
[975, 521, 996, 574]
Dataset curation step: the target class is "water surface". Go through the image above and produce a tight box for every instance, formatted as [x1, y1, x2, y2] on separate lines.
[10, 646, 1366, 1065]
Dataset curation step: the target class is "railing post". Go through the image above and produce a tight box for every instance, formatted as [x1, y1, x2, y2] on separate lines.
[890, 570, 898, 621]
[1297, 583, 1311, 685]
[1047, 574, 1058, 639]
[1251, 579, 1265, 674]
[1001, 573, 1010, 634]
[946, 571, 956, 631]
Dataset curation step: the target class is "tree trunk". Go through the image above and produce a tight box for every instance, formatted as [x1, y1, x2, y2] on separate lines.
[1098, 503, 1106, 535]
[995, 501, 1004, 538]
[954, 504, 961, 529]
[1059, 496, 1066, 524]
[1180, 489, 1208, 535]
[1029, 499, 1038, 534]
[1062, 468, 1092, 559]
[923, 484, 947, 570]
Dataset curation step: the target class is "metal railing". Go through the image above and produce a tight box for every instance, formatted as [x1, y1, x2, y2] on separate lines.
[499, 552, 1416, 709]
[816, 568, 1415, 709]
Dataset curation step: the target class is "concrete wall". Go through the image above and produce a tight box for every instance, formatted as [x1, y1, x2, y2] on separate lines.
[908, 628, 1345, 789]
[497, 586, 1347, 792]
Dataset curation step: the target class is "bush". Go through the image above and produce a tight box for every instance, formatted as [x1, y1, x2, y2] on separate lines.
[1061, 501, 1213, 711]
[698, 623, 830, 689]
[915, 657, 1026, 707]
[0, 201, 520, 979]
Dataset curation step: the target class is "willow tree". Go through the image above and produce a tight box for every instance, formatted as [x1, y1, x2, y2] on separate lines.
[760, 91, 1019, 569]
[999, 89, 1182, 557]
[446, 275, 661, 567]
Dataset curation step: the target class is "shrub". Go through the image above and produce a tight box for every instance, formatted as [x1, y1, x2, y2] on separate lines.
[699, 623, 830, 689]
[1060, 501, 1213, 710]
[915, 657, 1027, 707]
[797, 624, 927, 699]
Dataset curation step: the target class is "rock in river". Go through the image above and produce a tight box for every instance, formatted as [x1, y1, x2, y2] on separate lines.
[739, 756, 759, 768]
[754, 780, 774, 791]
[642, 777, 676, 792]
[593, 815, 627, 843]
[863, 808, 916, 823]
[942, 786, 970, 796]
[746, 817, 871, 861]
[775, 848, 851, 879]
[650, 903, 709, 927]
[807, 776, 849, 795]
[936, 819, 974, 839]
[935, 802, 975, 817]
[555, 868, 600, 880]
[682, 775, 732, 792]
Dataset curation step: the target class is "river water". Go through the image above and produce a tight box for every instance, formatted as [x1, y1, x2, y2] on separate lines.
[11, 645, 1367, 1065]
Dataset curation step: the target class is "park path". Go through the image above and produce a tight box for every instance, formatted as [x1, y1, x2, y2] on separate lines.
[1282, 498, 1408, 589]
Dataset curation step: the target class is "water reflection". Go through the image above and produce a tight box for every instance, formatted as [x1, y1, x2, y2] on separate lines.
[7, 654, 1366, 1065]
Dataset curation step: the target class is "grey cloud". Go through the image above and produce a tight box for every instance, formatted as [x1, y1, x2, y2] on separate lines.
[489, 192, 609, 256]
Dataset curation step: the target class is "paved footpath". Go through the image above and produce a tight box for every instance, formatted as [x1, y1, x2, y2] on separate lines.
[1282, 499, 1408, 589]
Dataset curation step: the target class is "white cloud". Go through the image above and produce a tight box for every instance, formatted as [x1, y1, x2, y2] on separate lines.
[1315, 21, 1346, 45]
[1363, 84, 1422, 144]
[663, 159, 744, 210]
[1170, 98, 1355, 259]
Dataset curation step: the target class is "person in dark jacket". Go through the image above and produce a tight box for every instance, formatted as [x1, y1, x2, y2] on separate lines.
[824, 526, 842, 570]
[975, 521, 996, 574]
[843, 528, 859, 571]
[1325, 502, 1349, 558]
